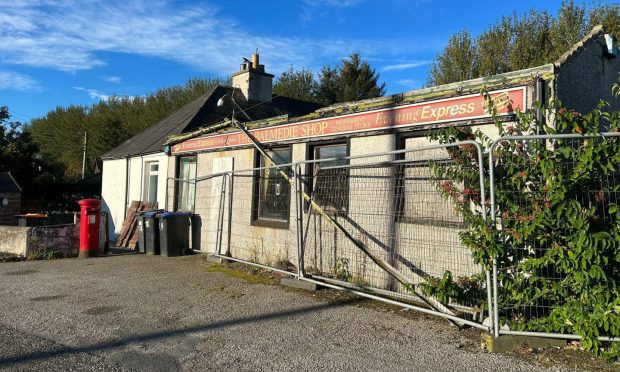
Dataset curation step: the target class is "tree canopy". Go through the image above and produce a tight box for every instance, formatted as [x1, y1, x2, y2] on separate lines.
[273, 67, 318, 102]
[272, 53, 386, 105]
[0, 107, 45, 196]
[29, 77, 227, 181]
[428, 1, 620, 86]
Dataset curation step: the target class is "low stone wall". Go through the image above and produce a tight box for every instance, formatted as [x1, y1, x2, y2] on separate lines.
[0, 219, 108, 257]
[27, 224, 80, 257]
[0, 226, 28, 255]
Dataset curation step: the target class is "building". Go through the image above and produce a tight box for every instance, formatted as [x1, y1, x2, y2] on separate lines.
[101, 52, 322, 239]
[102, 26, 620, 267]
[0, 172, 22, 226]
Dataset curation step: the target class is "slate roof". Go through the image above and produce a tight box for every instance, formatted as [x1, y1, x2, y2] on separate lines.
[102, 85, 322, 159]
[0, 172, 21, 193]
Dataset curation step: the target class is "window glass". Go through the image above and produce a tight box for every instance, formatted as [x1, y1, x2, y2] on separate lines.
[143, 161, 159, 203]
[313, 144, 349, 212]
[257, 148, 292, 222]
[177, 156, 197, 211]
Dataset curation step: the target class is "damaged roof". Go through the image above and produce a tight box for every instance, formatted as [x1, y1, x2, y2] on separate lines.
[101, 85, 322, 159]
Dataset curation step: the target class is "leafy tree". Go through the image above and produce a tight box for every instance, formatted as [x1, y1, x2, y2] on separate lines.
[428, 30, 477, 86]
[550, 0, 587, 59]
[428, 1, 620, 86]
[425, 96, 620, 360]
[316, 53, 386, 105]
[29, 77, 227, 181]
[0, 107, 46, 196]
[315, 66, 342, 105]
[588, 2, 620, 36]
[508, 9, 553, 70]
[273, 67, 318, 102]
[339, 53, 386, 102]
[476, 17, 513, 77]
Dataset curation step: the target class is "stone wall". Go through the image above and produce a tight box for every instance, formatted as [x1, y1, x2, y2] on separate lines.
[27, 224, 79, 257]
[0, 216, 108, 257]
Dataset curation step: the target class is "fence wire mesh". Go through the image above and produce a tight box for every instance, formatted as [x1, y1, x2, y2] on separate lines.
[299, 145, 488, 321]
[170, 175, 227, 253]
[222, 167, 300, 275]
[489, 133, 620, 338]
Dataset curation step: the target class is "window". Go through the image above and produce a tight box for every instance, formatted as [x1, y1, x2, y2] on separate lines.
[311, 143, 349, 213]
[176, 156, 197, 212]
[254, 147, 292, 225]
[143, 161, 159, 203]
[395, 135, 465, 227]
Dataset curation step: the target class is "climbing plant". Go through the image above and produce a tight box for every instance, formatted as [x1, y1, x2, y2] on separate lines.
[422, 93, 620, 360]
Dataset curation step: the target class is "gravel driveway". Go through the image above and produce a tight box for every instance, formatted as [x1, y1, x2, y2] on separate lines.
[0, 254, 570, 371]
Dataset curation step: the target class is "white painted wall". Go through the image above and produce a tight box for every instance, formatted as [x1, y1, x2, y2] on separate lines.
[102, 152, 170, 242]
[101, 158, 127, 241]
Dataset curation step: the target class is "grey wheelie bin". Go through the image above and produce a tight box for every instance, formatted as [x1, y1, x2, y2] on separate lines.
[142, 211, 162, 255]
[137, 210, 163, 253]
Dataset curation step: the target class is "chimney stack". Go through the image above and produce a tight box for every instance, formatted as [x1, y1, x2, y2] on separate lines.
[231, 50, 273, 102]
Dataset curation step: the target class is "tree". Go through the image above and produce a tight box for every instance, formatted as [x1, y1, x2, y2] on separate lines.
[427, 1, 620, 86]
[428, 30, 477, 86]
[29, 77, 227, 181]
[315, 66, 342, 105]
[316, 53, 386, 105]
[476, 17, 513, 77]
[273, 67, 318, 102]
[0, 106, 44, 196]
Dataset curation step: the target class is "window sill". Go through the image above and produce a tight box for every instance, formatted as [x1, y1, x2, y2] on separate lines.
[251, 218, 290, 230]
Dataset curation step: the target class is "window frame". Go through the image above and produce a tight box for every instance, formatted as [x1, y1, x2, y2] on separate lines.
[307, 141, 350, 215]
[251, 146, 293, 229]
[142, 161, 159, 203]
[395, 130, 467, 228]
[175, 155, 197, 212]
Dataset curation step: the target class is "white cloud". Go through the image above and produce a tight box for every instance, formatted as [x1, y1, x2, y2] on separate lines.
[0, 1, 436, 77]
[73, 86, 110, 101]
[0, 70, 40, 91]
[382, 61, 431, 72]
[394, 79, 422, 90]
[103, 76, 122, 84]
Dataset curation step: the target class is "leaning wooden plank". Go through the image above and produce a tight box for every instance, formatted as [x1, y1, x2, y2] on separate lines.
[127, 202, 158, 248]
[116, 201, 140, 247]
[122, 202, 147, 248]
[119, 201, 146, 247]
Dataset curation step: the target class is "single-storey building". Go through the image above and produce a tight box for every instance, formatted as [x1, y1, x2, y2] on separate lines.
[102, 26, 619, 288]
[101, 52, 322, 239]
[0, 172, 21, 226]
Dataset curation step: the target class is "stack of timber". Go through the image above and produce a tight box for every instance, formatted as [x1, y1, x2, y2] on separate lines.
[116, 201, 158, 249]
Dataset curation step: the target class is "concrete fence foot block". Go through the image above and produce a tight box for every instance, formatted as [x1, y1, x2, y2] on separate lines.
[280, 277, 318, 291]
[206, 255, 228, 264]
[481, 333, 566, 353]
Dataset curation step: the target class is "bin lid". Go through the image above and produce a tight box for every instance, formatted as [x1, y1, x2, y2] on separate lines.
[157, 211, 192, 219]
[140, 209, 164, 218]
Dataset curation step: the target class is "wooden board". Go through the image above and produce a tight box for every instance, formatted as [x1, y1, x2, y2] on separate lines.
[116, 201, 158, 249]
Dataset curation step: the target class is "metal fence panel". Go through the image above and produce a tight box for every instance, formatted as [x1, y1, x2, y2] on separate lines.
[298, 143, 490, 326]
[488, 133, 620, 340]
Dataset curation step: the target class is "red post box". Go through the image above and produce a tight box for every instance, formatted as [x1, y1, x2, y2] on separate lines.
[77, 199, 101, 258]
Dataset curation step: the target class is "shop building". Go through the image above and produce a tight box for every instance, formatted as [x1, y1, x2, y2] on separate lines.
[103, 26, 620, 269]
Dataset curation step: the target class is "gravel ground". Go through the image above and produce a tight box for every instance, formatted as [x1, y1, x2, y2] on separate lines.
[0, 254, 571, 371]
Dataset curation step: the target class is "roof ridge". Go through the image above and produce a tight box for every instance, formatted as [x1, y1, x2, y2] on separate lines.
[555, 25, 605, 67]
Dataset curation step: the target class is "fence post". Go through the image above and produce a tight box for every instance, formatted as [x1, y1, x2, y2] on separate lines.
[294, 164, 305, 279]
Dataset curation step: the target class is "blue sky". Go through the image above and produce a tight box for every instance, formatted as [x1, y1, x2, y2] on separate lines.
[0, 0, 569, 123]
